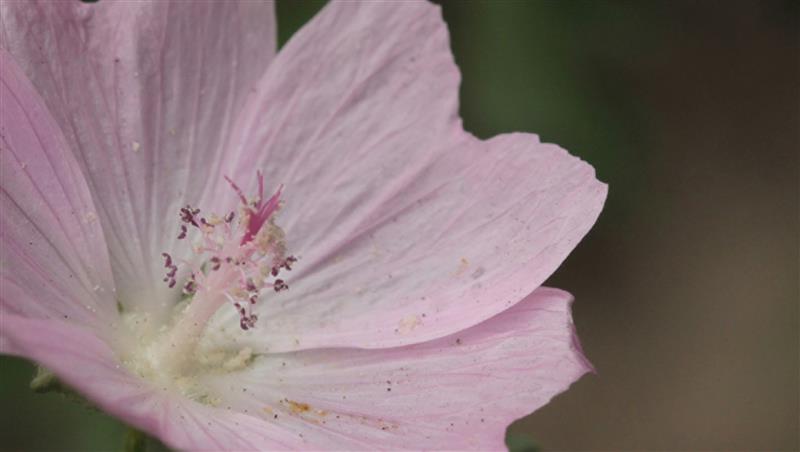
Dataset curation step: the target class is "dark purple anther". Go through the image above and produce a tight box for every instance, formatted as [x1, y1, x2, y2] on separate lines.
[283, 255, 297, 271]
[210, 256, 221, 271]
[273, 279, 288, 292]
[183, 280, 196, 295]
[179, 205, 200, 227]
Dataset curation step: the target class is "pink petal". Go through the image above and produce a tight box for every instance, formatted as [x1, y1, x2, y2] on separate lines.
[0, 1, 277, 320]
[213, 1, 606, 351]
[1, 313, 306, 451]
[201, 287, 592, 450]
[0, 48, 118, 333]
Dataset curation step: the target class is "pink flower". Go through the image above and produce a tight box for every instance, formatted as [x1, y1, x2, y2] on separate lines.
[0, 1, 606, 450]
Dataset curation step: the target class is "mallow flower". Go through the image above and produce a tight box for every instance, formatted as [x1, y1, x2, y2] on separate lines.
[0, 0, 606, 450]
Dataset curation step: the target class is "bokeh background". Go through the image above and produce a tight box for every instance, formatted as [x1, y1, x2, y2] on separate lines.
[1, 0, 797, 450]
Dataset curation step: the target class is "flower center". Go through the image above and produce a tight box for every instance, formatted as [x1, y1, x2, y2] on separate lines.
[131, 172, 295, 378]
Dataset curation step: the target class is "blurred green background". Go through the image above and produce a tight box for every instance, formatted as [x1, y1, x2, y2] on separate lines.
[1, 0, 797, 450]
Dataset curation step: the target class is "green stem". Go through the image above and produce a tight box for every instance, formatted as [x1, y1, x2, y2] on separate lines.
[123, 428, 146, 452]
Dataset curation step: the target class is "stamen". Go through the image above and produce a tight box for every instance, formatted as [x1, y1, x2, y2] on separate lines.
[273, 279, 288, 292]
[283, 255, 297, 271]
[179, 205, 201, 227]
[245, 278, 257, 292]
[183, 274, 197, 295]
[162, 252, 178, 288]
[209, 256, 221, 271]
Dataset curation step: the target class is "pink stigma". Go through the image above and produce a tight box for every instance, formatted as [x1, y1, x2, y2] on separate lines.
[224, 171, 283, 245]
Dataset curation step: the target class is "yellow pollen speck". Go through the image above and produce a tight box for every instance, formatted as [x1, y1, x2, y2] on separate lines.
[229, 287, 248, 299]
[222, 347, 253, 371]
[254, 219, 287, 257]
[83, 211, 97, 224]
[287, 400, 311, 414]
[131, 141, 141, 152]
[397, 315, 421, 334]
[455, 257, 470, 277]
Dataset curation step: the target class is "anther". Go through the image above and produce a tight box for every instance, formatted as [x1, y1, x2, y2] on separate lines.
[161, 252, 178, 288]
[162, 253, 172, 268]
[179, 205, 200, 227]
[183, 279, 197, 295]
[210, 256, 221, 271]
[273, 279, 288, 292]
[245, 279, 257, 292]
[282, 255, 297, 271]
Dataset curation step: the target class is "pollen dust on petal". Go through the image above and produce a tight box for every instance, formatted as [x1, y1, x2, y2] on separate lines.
[222, 347, 253, 371]
[454, 257, 470, 277]
[83, 211, 97, 224]
[278, 399, 329, 423]
[278, 399, 399, 431]
[397, 314, 421, 334]
[287, 400, 311, 414]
